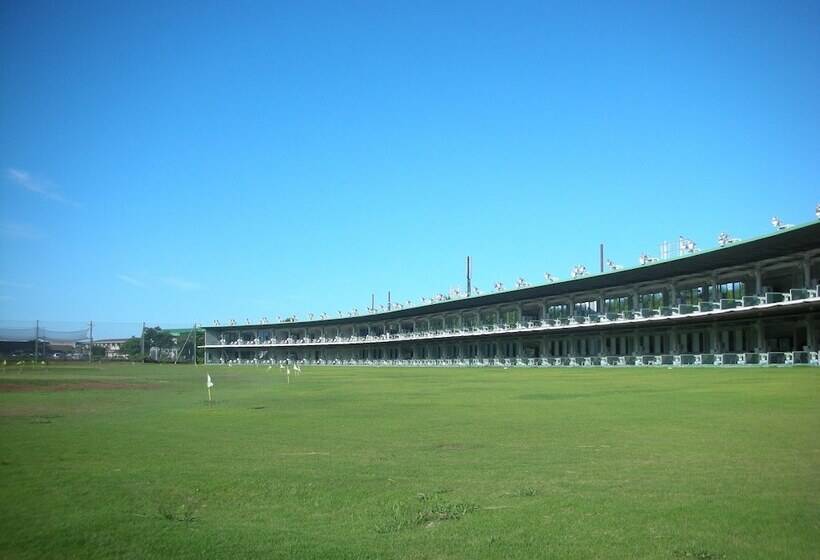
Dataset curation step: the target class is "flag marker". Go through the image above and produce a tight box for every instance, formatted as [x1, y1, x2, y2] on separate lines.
[206, 374, 214, 402]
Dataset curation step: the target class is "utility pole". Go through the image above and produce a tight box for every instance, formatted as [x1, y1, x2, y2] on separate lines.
[34, 320, 39, 364]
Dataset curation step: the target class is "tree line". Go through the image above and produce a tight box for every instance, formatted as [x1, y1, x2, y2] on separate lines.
[119, 326, 204, 362]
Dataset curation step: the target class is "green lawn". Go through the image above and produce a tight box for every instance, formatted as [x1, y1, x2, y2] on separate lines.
[0, 363, 817, 559]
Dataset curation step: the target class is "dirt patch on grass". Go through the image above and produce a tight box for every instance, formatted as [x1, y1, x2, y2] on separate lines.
[0, 381, 161, 393]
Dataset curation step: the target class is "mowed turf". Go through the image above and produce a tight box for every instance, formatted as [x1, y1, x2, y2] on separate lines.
[0, 363, 817, 559]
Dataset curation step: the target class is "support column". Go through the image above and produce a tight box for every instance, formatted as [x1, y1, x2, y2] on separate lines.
[755, 265, 762, 296]
[803, 254, 812, 289]
[756, 319, 765, 352]
[807, 318, 816, 351]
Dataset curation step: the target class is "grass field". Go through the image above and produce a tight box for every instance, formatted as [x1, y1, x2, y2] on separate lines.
[0, 363, 817, 559]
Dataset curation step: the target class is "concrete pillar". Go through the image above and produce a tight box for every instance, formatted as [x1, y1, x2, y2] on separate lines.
[803, 255, 812, 289]
[807, 319, 816, 351]
[670, 282, 677, 307]
[632, 288, 640, 311]
[712, 273, 720, 302]
[755, 265, 763, 296]
[756, 319, 765, 352]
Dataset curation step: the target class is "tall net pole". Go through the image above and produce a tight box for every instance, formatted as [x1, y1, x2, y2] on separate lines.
[34, 320, 39, 364]
[466, 256, 472, 297]
[140, 322, 145, 362]
[89, 321, 93, 364]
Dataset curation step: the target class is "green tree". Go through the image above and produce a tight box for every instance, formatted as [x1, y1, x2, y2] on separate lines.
[120, 337, 142, 360]
[174, 329, 204, 362]
[144, 327, 174, 351]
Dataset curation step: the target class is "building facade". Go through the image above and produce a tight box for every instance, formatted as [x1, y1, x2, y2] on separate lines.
[93, 338, 128, 360]
[202, 221, 820, 367]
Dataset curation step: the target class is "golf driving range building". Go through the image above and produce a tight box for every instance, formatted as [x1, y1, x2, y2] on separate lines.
[202, 221, 820, 367]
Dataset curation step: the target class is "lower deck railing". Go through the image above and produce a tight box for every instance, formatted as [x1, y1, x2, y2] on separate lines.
[207, 351, 819, 367]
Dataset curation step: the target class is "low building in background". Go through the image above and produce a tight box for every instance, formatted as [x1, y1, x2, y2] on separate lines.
[93, 338, 129, 360]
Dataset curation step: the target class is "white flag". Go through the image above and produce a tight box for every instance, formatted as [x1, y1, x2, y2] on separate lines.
[207, 374, 214, 388]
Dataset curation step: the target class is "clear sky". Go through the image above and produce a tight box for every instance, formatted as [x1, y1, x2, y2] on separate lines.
[1, 1, 818, 334]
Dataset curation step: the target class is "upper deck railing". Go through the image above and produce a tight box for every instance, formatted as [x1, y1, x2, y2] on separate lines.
[202, 289, 818, 349]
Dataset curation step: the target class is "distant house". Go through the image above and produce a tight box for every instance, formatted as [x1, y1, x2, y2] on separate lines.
[93, 338, 129, 359]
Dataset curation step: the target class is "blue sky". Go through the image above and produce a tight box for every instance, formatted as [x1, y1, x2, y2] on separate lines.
[1, 1, 818, 334]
